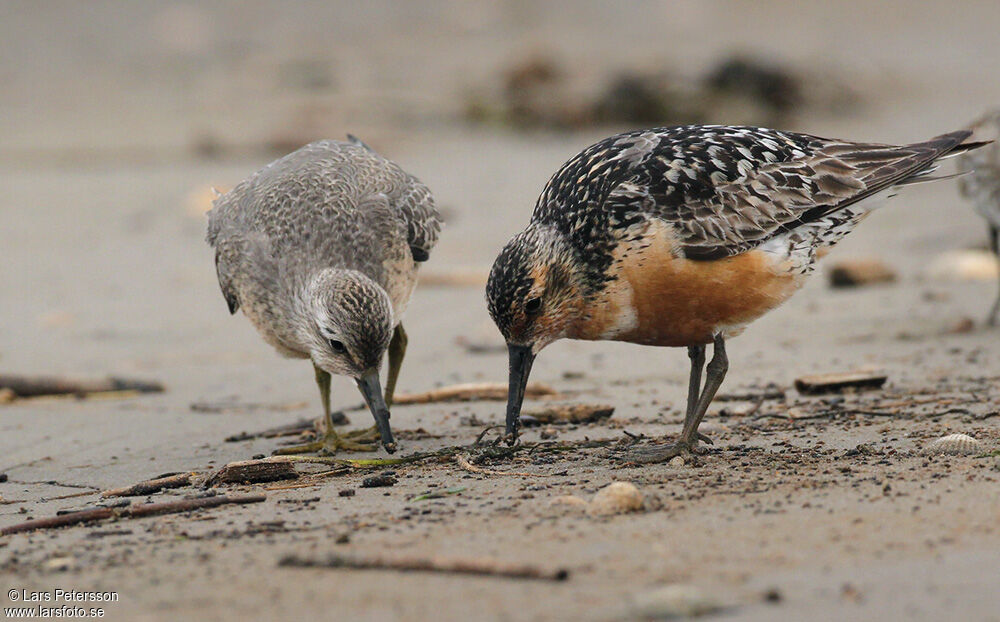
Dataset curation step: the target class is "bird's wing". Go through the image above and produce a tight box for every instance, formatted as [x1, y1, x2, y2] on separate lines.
[538, 126, 977, 261]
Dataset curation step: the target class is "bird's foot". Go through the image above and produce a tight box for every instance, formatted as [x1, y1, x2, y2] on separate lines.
[624, 432, 712, 465]
[273, 426, 381, 456]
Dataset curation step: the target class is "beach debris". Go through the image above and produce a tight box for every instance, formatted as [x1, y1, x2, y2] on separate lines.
[550, 495, 588, 510]
[794, 372, 887, 395]
[521, 403, 614, 425]
[101, 473, 194, 498]
[393, 382, 558, 405]
[0, 473, 7, 483]
[705, 56, 802, 114]
[0, 374, 163, 399]
[669, 456, 686, 467]
[360, 474, 397, 488]
[927, 249, 999, 281]
[455, 455, 545, 477]
[43, 556, 76, 572]
[185, 184, 229, 218]
[279, 553, 568, 581]
[418, 269, 489, 288]
[921, 433, 982, 456]
[225, 418, 317, 442]
[588, 482, 644, 517]
[205, 459, 298, 486]
[190, 399, 308, 414]
[632, 584, 723, 619]
[1, 494, 266, 536]
[410, 487, 466, 502]
[454, 335, 507, 354]
[828, 258, 897, 288]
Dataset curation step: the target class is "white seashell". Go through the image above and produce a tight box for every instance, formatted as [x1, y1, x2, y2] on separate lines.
[926, 250, 999, 281]
[922, 433, 982, 456]
[588, 481, 644, 516]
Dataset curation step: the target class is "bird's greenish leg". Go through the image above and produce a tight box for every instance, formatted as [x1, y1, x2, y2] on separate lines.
[627, 335, 727, 464]
[385, 323, 408, 408]
[273, 364, 379, 455]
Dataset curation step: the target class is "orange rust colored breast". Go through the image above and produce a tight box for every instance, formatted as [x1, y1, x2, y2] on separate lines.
[578, 223, 804, 347]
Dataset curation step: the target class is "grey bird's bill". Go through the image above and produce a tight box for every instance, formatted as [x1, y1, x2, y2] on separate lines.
[356, 370, 397, 453]
[505, 343, 536, 444]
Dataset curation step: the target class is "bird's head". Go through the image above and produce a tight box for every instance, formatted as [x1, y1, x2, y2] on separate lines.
[486, 224, 584, 441]
[306, 268, 396, 451]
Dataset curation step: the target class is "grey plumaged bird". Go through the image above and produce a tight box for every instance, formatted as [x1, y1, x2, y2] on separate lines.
[958, 110, 1000, 325]
[207, 136, 441, 453]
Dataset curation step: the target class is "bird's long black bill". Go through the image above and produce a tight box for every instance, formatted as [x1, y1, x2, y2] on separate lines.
[357, 370, 397, 453]
[505, 343, 535, 444]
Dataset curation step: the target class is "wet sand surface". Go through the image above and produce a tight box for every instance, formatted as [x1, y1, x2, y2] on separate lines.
[2, 2, 1000, 620]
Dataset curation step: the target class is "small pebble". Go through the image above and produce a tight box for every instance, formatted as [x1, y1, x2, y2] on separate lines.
[540, 426, 558, 440]
[669, 456, 685, 467]
[338, 488, 355, 497]
[0, 473, 7, 483]
[588, 481, 644, 517]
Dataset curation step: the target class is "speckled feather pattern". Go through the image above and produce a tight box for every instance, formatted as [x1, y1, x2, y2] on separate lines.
[207, 139, 440, 357]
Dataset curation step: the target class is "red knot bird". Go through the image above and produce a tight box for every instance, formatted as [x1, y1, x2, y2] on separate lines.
[207, 136, 440, 454]
[958, 110, 1000, 325]
[487, 124, 986, 463]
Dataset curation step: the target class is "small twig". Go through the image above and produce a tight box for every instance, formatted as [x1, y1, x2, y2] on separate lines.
[279, 553, 568, 581]
[455, 454, 545, 477]
[392, 382, 558, 405]
[101, 473, 194, 498]
[1, 494, 265, 535]
[0, 374, 163, 398]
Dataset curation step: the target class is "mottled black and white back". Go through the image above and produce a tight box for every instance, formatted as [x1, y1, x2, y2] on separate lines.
[531, 125, 979, 285]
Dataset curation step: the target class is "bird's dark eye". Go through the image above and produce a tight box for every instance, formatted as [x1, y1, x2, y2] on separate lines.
[524, 297, 542, 315]
[329, 339, 346, 353]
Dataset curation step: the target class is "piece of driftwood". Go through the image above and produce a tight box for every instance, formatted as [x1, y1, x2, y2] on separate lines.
[794, 372, 888, 395]
[205, 459, 298, 486]
[828, 259, 897, 288]
[279, 553, 569, 581]
[0, 374, 164, 398]
[101, 473, 194, 498]
[1, 494, 266, 536]
[393, 382, 558, 405]
[521, 403, 613, 425]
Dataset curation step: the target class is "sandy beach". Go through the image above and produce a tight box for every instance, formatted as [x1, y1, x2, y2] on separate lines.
[2, 2, 1000, 620]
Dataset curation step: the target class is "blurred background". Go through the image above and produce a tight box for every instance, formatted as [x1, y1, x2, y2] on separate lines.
[2, 0, 999, 416]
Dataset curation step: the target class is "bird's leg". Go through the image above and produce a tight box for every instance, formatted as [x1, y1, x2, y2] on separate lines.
[627, 336, 727, 464]
[273, 364, 378, 455]
[988, 226, 1000, 327]
[385, 323, 408, 408]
